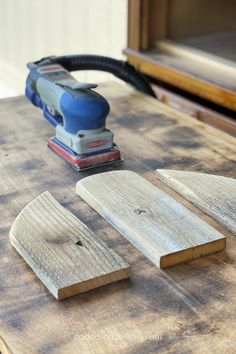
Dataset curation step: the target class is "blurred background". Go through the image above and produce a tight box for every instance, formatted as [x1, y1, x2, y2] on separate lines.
[0, 0, 127, 98]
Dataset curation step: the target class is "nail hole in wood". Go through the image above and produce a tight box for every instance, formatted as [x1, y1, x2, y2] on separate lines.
[75, 240, 83, 246]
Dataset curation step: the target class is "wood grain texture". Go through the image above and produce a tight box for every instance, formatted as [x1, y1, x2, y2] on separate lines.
[0, 83, 236, 354]
[10, 191, 130, 300]
[76, 171, 226, 268]
[156, 170, 236, 235]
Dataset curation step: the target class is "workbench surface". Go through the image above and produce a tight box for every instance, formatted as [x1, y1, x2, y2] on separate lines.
[0, 82, 236, 354]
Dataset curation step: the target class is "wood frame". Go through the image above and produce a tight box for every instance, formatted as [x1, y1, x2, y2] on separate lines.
[124, 0, 236, 112]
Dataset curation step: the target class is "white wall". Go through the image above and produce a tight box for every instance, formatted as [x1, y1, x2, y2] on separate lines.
[0, 0, 127, 97]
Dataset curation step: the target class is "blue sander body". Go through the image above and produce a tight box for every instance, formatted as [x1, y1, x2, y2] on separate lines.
[25, 59, 121, 171]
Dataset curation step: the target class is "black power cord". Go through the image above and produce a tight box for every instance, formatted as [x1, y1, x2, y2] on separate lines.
[49, 54, 156, 98]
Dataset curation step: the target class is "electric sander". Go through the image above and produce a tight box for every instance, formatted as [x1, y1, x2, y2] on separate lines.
[25, 55, 156, 171]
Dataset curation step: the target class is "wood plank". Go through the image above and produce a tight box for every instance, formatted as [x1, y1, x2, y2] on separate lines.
[156, 170, 236, 235]
[10, 191, 130, 300]
[76, 170, 226, 268]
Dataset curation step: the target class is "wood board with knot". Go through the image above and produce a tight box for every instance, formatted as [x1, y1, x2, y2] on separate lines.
[76, 170, 226, 268]
[10, 191, 130, 300]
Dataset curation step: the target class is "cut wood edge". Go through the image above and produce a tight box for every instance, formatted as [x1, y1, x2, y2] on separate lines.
[10, 233, 130, 300]
[58, 268, 130, 300]
[160, 238, 226, 268]
[10, 191, 130, 300]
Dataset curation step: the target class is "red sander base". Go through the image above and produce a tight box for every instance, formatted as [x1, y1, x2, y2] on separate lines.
[48, 138, 122, 171]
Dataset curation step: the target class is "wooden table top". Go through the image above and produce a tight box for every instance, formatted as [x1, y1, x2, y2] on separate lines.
[0, 82, 236, 354]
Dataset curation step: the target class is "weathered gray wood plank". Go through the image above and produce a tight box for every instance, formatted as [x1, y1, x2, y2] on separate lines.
[76, 170, 226, 268]
[10, 191, 130, 300]
[156, 170, 236, 235]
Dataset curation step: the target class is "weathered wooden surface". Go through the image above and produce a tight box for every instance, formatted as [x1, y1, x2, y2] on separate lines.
[76, 170, 226, 268]
[10, 191, 130, 300]
[156, 170, 236, 235]
[0, 82, 236, 353]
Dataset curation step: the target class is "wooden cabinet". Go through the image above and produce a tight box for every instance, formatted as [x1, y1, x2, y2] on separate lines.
[124, 0, 236, 112]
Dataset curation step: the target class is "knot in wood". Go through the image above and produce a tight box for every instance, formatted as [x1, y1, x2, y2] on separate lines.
[134, 208, 147, 215]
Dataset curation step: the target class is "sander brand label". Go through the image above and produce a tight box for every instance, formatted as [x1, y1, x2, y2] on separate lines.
[37, 65, 64, 74]
[86, 140, 106, 149]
